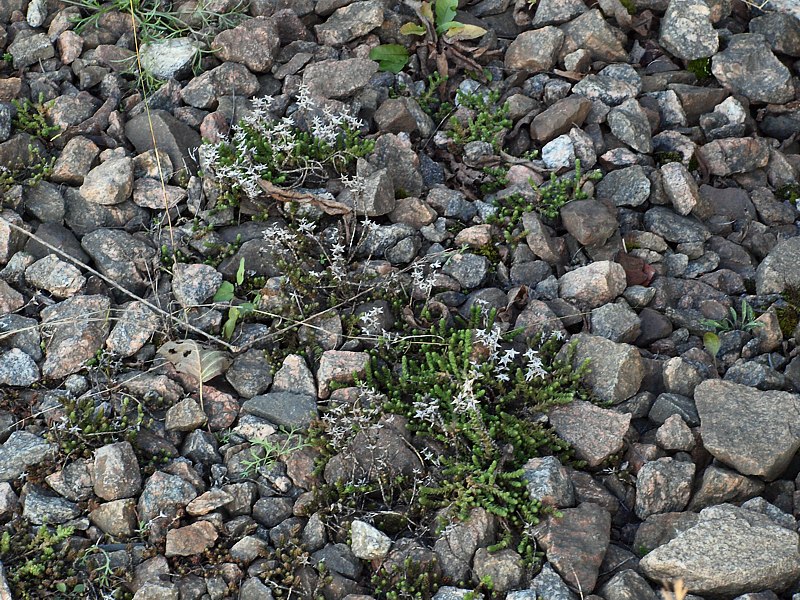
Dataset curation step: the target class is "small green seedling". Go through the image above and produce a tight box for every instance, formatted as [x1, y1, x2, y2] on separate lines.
[701, 299, 763, 333]
[371, 0, 486, 73]
[214, 258, 261, 340]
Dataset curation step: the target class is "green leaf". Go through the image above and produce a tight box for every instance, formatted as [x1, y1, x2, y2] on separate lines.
[73, 584, 86, 593]
[223, 307, 240, 340]
[435, 0, 458, 27]
[443, 22, 487, 40]
[213, 281, 235, 303]
[369, 44, 411, 73]
[236, 257, 246, 286]
[399, 23, 426, 36]
[703, 332, 721, 357]
[421, 1, 434, 21]
[56, 583, 67, 593]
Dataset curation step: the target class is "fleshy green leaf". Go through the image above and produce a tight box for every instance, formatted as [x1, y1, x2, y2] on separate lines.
[399, 22, 426, 35]
[443, 23, 487, 41]
[703, 332, 721, 357]
[235, 256, 246, 286]
[369, 44, 411, 73]
[435, 0, 458, 27]
[213, 281, 235, 303]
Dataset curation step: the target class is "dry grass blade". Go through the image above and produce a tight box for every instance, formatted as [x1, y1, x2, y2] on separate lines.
[661, 579, 688, 600]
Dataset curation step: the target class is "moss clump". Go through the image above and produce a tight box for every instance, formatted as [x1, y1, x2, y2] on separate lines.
[686, 57, 712, 80]
[777, 285, 800, 337]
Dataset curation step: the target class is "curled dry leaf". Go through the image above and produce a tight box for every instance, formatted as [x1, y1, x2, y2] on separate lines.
[256, 179, 352, 216]
[157, 340, 232, 384]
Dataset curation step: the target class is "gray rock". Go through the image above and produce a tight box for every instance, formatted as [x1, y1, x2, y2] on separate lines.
[133, 581, 180, 600]
[181, 62, 259, 110]
[533, 502, 611, 593]
[94, 441, 141, 501]
[560, 200, 617, 247]
[549, 399, 632, 466]
[472, 548, 524, 593]
[24, 254, 85, 298]
[312, 543, 362, 579]
[242, 392, 318, 429]
[529, 563, 578, 600]
[697, 137, 769, 177]
[741, 497, 796, 530]
[649, 392, 700, 426]
[434, 507, 496, 583]
[165, 398, 207, 431]
[89, 498, 138, 538]
[79, 157, 134, 205]
[660, 162, 699, 216]
[46, 459, 94, 502]
[659, 0, 718, 60]
[559, 261, 627, 310]
[608, 99, 652, 154]
[694, 379, 800, 479]
[81, 229, 157, 296]
[756, 236, 800, 295]
[442, 253, 490, 289]
[140, 37, 198, 79]
[0, 348, 38, 386]
[23, 181, 65, 223]
[0, 314, 42, 361]
[253, 496, 294, 528]
[302, 58, 378, 100]
[212, 17, 279, 73]
[530, 96, 592, 143]
[590, 302, 641, 344]
[172, 263, 222, 308]
[564, 334, 643, 404]
[644, 206, 710, 244]
[635, 457, 695, 519]
[125, 110, 201, 180]
[724, 360, 784, 390]
[523, 211, 565, 264]
[433, 588, 483, 600]
[40, 295, 111, 379]
[106, 301, 160, 357]
[559, 9, 628, 62]
[314, 1, 383, 47]
[601, 569, 658, 600]
[655, 414, 695, 451]
[750, 11, 800, 57]
[596, 165, 651, 207]
[639, 504, 800, 596]
[137, 470, 198, 523]
[0, 431, 56, 481]
[572, 74, 638, 107]
[711, 34, 794, 104]
[541, 134, 575, 169]
[504, 26, 565, 72]
[522, 456, 575, 508]
[532, 0, 587, 26]
[22, 486, 80, 524]
[688, 464, 764, 511]
[132, 178, 187, 210]
[239, 578, 275, 600]
[350, 520, 392, 560]
[165, 521, 218, 556]
[226, 349, 273, 398]
[8, 33, 54, 69]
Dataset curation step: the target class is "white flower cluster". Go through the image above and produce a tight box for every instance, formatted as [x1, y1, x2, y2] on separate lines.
[320, 384, 383, 452]
[206, 84, 366, 197]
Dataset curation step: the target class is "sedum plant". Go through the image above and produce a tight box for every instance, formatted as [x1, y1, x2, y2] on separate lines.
[201, 86, 374, 199]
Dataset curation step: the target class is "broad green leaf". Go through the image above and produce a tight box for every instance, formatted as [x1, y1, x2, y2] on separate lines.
[369, 44, 411, 73]
[236, 257, 246, 286]
[223, 307, 240, 340]
[443, 22, 487, 41]
[703, 332, 721, 357]
[213, 281, 235, 303]
[157, 340, 232, 382]
[435, 0, 458, 27]
[399, 23, 426, 36]
[56, 583, 67, 593]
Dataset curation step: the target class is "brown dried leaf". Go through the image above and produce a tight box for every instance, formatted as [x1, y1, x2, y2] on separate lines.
[256, 179, 352, 216]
